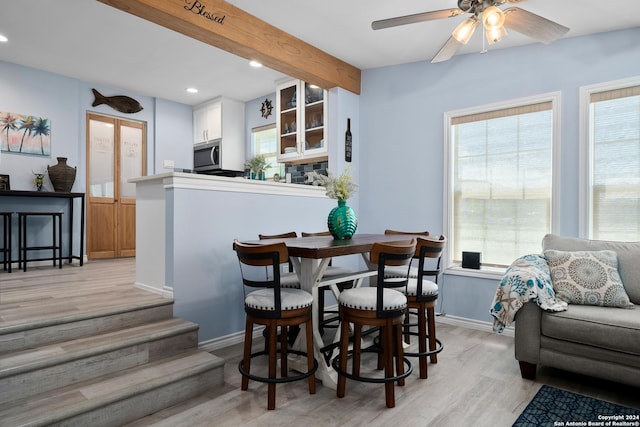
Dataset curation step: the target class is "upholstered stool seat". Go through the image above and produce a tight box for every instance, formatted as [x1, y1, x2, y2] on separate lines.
[385, 265, 419, 279]
[332, 239, 416, 409]
[405, 278, 438, 297]
[339, 287, 407, 311]
[277, 272, 302, 289]
[245, 288, 313, 311]
[234, 239, 317, 410]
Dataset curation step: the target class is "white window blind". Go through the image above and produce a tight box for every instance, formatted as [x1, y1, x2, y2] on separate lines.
[589, 85, 640, 241]
[450, 101, 554, 267]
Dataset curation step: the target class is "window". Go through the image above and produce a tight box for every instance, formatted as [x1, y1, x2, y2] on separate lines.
[251, 124, 283, 179]
[581, 78, 640, 241]
[445, 94, 559, 268]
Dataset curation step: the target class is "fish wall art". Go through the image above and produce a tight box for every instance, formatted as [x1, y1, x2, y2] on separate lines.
[91, 88, 144, 114]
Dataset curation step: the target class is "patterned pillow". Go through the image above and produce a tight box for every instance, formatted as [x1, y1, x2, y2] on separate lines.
[544, 249, 634, 308]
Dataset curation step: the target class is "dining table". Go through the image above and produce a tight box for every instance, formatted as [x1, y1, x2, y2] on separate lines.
[240, 233, 417, 389]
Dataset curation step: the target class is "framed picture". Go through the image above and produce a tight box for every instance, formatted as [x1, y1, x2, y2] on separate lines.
[0, 174, 9, 191]
[0, 111, 51, 156]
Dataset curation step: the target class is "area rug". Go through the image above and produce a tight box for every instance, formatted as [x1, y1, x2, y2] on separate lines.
[513, 385, 640, 427]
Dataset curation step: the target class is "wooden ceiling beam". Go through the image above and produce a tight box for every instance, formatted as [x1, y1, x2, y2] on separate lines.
[97, 0, 361, 94]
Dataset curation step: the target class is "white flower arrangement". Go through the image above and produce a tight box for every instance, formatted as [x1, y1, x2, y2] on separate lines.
[306, 165, 358, 201]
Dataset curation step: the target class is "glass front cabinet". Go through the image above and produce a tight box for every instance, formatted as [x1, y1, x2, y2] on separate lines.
[276, 79, 328, 162]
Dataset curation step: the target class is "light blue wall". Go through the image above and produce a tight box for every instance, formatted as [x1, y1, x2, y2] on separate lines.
[2, 27, 639, 332]
[244, 93, 276, 155]
[0, 59, 192, 188]
[0, 60, 192, 257]
[154, 99, 193, 172]
[359, 27, 640, 323]
[166, 186, 347, 340]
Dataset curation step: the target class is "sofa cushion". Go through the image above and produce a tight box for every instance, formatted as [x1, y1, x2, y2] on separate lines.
[544, 249, 633, 308]
[541, 304, 640, 356]
[542, 234, 640, 304]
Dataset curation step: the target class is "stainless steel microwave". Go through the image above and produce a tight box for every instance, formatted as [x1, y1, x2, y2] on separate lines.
[193, 140, 220, 173]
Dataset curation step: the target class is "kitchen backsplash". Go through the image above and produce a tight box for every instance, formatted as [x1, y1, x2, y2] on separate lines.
[286, 160, 328, 184]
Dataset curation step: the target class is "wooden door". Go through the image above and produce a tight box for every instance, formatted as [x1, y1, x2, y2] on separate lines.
[86, 113, 146, 259]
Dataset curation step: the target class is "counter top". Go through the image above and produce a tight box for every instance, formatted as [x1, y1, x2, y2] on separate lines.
[130, 172, 328, 198]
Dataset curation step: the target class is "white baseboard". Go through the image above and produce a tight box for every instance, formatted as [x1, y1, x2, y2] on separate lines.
[198, 312, 514, 352]
[436, 314, 514, 337]
[199, 326, 264, 353]
[134, 281, 173, 299]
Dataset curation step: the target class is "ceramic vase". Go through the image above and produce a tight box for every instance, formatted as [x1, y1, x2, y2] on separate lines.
[48, 157, 76, 192]
[327, 199, 358, 240]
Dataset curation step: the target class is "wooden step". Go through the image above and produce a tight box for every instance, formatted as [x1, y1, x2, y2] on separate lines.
[0, 291, 173, 354]
[0, 350, 224, 427]
[0, 318, 199, 405]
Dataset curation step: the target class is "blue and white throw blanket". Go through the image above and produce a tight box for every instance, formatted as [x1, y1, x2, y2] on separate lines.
[490, 254, 567, 333]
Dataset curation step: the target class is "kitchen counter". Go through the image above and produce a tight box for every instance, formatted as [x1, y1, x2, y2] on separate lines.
[131, 172, 357, 345]
[130, 172, 327, 197]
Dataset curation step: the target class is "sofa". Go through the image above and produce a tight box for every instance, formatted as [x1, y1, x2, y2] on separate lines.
[514, 234, 640, 387]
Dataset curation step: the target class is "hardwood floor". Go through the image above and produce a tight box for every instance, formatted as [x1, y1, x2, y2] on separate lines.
[2, 259, 639, 426]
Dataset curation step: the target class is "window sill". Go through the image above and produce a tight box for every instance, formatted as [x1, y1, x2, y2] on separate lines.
[444, 265, 505, 280]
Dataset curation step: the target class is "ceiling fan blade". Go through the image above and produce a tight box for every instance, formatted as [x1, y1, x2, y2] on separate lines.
[372, 8, 464, 30]
[503, 7, 569, 44]
[431, 36, 463, 63]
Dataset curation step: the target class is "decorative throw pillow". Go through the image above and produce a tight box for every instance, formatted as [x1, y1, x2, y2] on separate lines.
[544, 249, 634, 308]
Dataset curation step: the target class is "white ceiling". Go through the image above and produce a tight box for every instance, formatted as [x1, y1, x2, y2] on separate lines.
[0, 0, 638, 106]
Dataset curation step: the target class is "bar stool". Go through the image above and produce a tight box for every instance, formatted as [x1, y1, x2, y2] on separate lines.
[258, 232, 301, 289]
[233, 240, 317, 410]
[0, 212, 12, 273]
[258, 232, 301, 348]
[17, 212, 63, 272]
[332, 239, 416, 408]
[402, 236, 446, 379]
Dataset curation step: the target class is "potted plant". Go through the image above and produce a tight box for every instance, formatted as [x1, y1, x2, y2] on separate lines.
[306, 165, 358, 239]
[245, 154, 270, 180]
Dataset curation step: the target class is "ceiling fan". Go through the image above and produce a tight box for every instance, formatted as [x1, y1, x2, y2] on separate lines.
[371, 0, 569, 63]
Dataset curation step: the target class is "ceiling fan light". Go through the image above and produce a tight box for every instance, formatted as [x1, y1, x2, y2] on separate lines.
[482, 6, 505, 30]
[485, 25, 508, 44]
[452, 17, 479, 45]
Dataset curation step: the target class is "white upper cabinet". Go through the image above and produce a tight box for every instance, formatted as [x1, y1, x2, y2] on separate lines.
[193, 97, 245, 171]
[193, 100, 222, 145]
[276, 79, 328, 162]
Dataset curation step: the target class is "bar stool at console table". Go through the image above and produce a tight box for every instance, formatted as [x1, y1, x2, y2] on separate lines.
[0, 212, 12, 273]
[17, 212, 63, 272]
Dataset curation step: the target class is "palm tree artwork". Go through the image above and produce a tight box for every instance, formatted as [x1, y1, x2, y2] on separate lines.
[0, 111, 50, 156]
[18, 116, 36, 153]
[33, 117, 50, 155]
[1, 113, 18, 152]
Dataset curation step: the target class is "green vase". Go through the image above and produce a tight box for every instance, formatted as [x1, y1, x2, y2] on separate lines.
[327, 200, 358, 240]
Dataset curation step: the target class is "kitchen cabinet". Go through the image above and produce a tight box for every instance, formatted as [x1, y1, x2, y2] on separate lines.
[193, 100, 221, 144]
[193, 97, 245, 171]
[276, 79, 328, 163]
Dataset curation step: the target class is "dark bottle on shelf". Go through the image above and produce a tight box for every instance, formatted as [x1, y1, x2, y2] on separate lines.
[345, 118, 352, 162]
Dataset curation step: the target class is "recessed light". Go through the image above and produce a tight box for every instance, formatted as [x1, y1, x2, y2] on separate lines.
[186, 87, 198, 94]
[0, 35, 8, 43]
[249, 60, 263, 68]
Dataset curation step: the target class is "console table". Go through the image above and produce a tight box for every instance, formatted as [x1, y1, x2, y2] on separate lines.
[0, 190, 85, 266]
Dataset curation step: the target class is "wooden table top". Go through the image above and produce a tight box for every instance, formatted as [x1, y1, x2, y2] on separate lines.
[242, 233, 417, 259]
